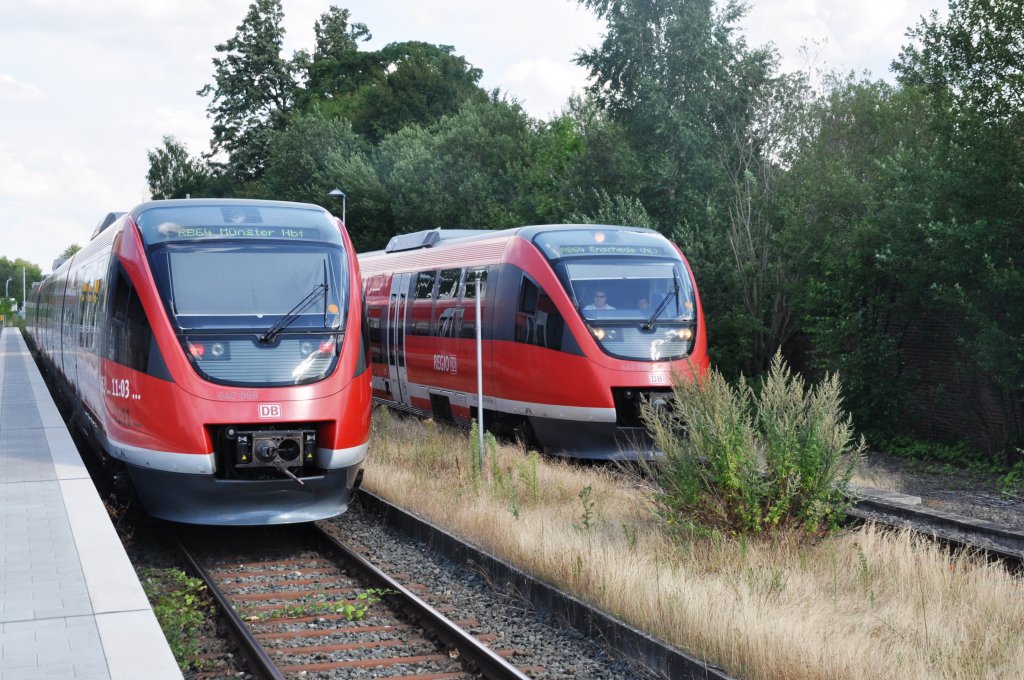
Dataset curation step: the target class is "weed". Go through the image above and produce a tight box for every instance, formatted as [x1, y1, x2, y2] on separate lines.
[998, 460, 1024, 495]
[518, 450, 541, 505]
[574, 484, 596, 532]
[622, 523, 638, 550]
[248, 588, 389, 621]
[642, 353, 862, 537]
[140, 568, 210, 670]
[855, 543, 875, 607]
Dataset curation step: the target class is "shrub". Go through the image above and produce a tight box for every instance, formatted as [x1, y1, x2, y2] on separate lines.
[643, 352, 863, 536]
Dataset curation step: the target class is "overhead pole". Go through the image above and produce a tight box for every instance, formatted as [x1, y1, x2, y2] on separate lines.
[476, 274, 484, 470]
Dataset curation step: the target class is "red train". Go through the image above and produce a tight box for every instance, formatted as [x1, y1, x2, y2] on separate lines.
[27, 199, 371, 525]
[358, 225, 708, 458]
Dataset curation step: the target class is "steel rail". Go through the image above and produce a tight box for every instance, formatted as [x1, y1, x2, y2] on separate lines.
[311, 523, 532, 680]
[166, 527, 285, 680]
[849, 492, 1024, 564]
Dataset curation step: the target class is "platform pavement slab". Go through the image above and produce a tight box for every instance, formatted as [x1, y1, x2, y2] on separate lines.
[0, 329, 181, 680]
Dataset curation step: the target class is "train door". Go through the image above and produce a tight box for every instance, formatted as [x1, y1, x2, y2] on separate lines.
[385, 272, 413, 405]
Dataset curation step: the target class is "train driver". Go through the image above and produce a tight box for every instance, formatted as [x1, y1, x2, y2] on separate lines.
[583, 290, 616, 310]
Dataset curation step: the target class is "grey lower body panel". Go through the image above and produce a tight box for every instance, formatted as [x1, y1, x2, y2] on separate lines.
[127, 464, 363, 525]
[528, 417, 658, 460]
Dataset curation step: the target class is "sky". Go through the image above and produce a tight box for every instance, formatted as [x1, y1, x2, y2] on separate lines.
[0, 0, 947, 278]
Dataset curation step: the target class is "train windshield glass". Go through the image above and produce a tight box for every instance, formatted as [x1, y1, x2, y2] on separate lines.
[561, 261, 695, 323]
[149, 244, 347, 333]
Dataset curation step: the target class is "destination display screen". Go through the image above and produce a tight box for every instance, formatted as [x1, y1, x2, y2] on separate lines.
[533, 228, 673, 260]
[137, 205, 343, 245]
[556, 244, 666, 257]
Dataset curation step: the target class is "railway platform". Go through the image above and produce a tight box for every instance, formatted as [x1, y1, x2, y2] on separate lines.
[0, 328, 180, 679]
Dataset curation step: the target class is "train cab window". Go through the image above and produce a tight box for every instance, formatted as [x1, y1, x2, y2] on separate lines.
[458, 268, 488, 339]
[434, 268, 462, 337]
[107, 266, 154, 374]
[410, 271, 437, 336]
[515, 277, 565, 351]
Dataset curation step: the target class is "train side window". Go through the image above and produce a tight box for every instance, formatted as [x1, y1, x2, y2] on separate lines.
[414, 271, 436, 299]
[410, 271, 437, 336]
[367, 307, 384, 362]
[434, 268, 462, 337]
[459, 269, 488, 339]
[515, 276, 564, 351]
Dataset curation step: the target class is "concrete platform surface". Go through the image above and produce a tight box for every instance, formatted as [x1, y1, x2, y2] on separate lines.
[0, 328, 181, 680]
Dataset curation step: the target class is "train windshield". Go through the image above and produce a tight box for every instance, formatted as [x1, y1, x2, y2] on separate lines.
[534, 228, 698, 361]
[162, 247, 345, 332]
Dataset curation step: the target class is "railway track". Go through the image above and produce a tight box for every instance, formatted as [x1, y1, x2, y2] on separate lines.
[162, 488, 1021, 680]
[169, 522, 531, 679]
[849, 487, 1024, 565]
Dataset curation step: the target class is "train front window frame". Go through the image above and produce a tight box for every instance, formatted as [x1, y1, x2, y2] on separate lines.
[530, 226, 700, 361]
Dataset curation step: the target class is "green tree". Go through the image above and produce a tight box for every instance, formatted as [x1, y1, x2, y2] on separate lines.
[146, 136, 218, 199]
[258, 110, 391, 250]
[300, 5, 374, 105]
[346, 42, 487, 142]
[778, 77, 936, 435]
[378, 98, 537, 237]
[575, 0, 773, 230]
[197, 0, 298, 180]
[0, 257, 43, 312]
[892, 0, 1024, 459]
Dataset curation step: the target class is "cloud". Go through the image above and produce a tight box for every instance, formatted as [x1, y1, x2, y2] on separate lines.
[502, 58, 590, 118]
[0, 73, 46, 103]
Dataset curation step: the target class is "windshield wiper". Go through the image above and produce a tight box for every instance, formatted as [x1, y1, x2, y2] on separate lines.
[259, 282, 328, 345]
[642, 272, 681, 331]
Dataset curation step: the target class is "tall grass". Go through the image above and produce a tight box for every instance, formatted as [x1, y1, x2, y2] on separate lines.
[362, 411, 1024, 679]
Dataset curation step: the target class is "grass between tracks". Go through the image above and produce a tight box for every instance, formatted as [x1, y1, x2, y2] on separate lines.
[361, 409, 1024, 680]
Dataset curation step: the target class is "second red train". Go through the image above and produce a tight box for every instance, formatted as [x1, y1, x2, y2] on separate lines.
[359, 224, 708, 459]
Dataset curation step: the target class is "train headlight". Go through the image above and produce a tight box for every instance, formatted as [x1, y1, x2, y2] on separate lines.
[591, 327, 606, 340]
[210, 342, 226, 358]
[300, 340, 316, 356]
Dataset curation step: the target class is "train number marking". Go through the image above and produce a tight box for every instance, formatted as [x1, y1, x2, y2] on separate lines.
[217, 390, 259, 401]
[258, 403, 282, 419]
[109, 378, 136, 400]
[433, 354, 458, 374]
[649, 373, 667, 385]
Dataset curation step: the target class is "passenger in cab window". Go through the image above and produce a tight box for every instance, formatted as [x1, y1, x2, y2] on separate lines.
[637, 297, 650, 311]
[583, 290, 615, 310]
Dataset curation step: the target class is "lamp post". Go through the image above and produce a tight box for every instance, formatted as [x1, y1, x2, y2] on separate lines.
[328, 188, 347, 224]
[4, 277, 11, 298]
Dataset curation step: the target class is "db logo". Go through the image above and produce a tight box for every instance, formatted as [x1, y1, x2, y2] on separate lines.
[258, 403, 282, 419]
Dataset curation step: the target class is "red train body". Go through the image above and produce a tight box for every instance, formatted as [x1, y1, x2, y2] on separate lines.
[27, 199, 371, 525]
[358, 225, 709, 458]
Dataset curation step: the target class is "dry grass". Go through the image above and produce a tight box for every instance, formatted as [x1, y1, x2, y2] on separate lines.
[362, 410, 1024, 680]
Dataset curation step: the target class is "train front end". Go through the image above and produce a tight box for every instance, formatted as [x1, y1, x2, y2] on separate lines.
[109, 200, 370, 525]
[523, 226, 709, 458]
